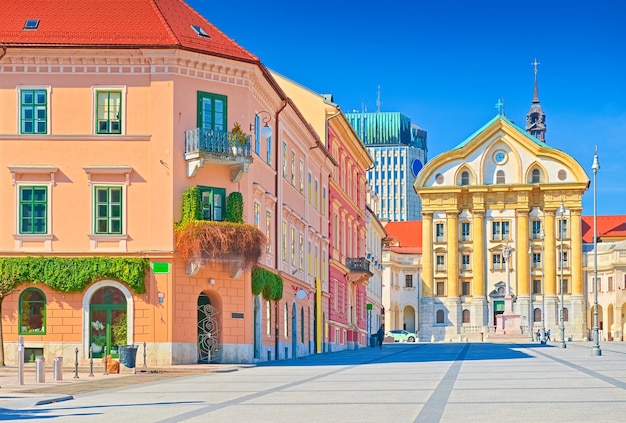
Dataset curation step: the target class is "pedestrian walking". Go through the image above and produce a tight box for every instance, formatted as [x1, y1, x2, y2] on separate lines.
[546, 329, 551, 342]
[537, 329, 541, 342]
[376, 325, 385, 349]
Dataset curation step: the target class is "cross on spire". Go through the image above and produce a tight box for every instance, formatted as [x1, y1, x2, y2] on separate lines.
[531, 58, 540, 79]
[495, 98, 505, 116]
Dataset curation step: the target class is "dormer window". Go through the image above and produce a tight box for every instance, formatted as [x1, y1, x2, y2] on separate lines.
[24, 19, 40, 30]
[191, 25, 210, 38]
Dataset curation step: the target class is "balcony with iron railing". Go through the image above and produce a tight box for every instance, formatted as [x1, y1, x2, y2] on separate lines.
[184, 128, 253, 181]
[346, 257, 373, 285]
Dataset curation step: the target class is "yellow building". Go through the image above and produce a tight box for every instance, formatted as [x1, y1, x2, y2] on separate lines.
[415, 115, 589, 342]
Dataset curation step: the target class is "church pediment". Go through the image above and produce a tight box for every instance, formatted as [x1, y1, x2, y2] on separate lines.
[414, 115, 588, 193]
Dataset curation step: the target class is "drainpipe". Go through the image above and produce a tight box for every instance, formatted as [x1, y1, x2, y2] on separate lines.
[273, 100, 288, 360]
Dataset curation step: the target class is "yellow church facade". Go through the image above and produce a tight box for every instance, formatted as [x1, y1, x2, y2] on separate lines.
[415, 115, 589, 342]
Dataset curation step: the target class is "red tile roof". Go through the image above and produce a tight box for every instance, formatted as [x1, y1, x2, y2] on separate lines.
[1, 0, 258, 62]
[384, 221, 422, 253]
[582, 215, 626, 243]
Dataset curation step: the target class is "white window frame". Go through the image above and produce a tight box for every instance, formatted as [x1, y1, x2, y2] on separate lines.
[17, 85, 51, 135]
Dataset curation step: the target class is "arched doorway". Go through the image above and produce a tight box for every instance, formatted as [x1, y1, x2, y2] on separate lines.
[403, 305, 416, 332]
[197, 292, 221, 363]
[89, 286, 127, 358]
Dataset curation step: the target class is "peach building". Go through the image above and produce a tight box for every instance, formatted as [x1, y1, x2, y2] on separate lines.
[0, 0, 331, 365]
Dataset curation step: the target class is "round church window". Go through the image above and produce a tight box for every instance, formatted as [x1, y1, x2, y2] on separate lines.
[558, 169, 567, 181]
[435, 173, 444, 184]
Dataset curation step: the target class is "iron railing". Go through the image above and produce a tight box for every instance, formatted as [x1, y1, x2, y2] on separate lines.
[185, 128, 252, 158]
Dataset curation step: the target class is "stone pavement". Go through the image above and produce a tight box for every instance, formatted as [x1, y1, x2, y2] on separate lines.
[0, 361, 242, 408]
[1, 341, 626, 422]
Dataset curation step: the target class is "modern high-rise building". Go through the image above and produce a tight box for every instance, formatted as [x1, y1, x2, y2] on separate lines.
[346, 112, 428, 222]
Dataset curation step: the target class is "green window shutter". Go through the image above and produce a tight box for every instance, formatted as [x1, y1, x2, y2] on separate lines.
[20, 89, 47, 134]
[198, 186, 226, 221]
[197, 91, 228, 131]
[19, 186, 47, 234]
[95, 186, 123, 234]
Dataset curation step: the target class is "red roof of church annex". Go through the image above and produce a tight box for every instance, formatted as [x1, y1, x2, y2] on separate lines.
[383, 221, 422, 254]
[582, 215, 626, 243]
[0, 0, 258, 63]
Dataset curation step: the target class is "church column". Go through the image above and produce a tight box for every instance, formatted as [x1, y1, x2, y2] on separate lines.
[471, 210, 488, 327]
[446, 212, 459, 298]
[570, 209, 583, 295]
[422, 212, 433, 297]
[544, 210, 557, 296]
[544, 209, 558, 331]
[569, 208, 586, 340]
[516, 210, 530, 297]
[472, 211, 485, 297]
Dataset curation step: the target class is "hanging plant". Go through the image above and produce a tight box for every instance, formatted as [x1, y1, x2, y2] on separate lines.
[175, 221, 265, 267]
[224, 192, 244, 223]
[262, 272, 283, 301]
[177, 186, 202, 228]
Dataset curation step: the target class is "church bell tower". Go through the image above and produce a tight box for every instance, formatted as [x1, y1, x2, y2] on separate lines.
[525, 59, 547, 142]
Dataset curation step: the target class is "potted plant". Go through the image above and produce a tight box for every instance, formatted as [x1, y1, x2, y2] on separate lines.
[229, 122, 247, 154]
[91, 320, 105, 353]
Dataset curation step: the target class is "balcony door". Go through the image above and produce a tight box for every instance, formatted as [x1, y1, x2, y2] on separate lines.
[197, 91, 227, 132]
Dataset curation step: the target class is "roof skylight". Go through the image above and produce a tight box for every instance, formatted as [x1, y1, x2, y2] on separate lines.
[23, 19, 40, 30]
[191, 25, 210, 38]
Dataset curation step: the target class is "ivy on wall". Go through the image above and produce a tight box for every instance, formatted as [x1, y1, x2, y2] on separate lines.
[0, 257, 149, 294]
[224, 192, 244, 223]
[251, 266, 283, 301]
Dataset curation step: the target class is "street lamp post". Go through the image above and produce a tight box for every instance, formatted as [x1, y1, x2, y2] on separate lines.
[541, 228, 546, 343]
[529, 246, 534, 342]
[591, 146, 602, 356]
[557, 202, 567, 349]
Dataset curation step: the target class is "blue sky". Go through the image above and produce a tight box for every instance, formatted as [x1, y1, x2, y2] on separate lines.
[188, 0, 626, 217]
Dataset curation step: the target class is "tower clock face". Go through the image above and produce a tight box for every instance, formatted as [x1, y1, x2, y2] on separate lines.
[494, 150, 507, 164]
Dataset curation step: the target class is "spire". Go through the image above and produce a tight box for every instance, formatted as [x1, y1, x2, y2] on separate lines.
[532, 58, 540, 103]
[526, 58, 547, 142]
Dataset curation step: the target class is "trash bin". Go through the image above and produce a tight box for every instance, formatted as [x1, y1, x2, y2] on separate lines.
[53, 357, 63, 381]
[118, 345, 138, 368]
[36, 358, 45, 383]
[370, 335, 377, 348]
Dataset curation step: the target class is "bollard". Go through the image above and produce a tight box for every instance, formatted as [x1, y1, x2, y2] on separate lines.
[73, 348, 79, 379]
[88, 346, 94, 377]
[36, 357, 46, 383]
[103, 353, 109, 375]
[53, 357, 63, 381]
[142, 342, 147, 369]
[17, 336, 25, 386]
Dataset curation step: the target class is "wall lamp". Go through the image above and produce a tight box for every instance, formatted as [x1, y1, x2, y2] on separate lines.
[250, 110, 273, 138]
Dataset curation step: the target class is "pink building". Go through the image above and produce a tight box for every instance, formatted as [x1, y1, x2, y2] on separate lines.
[0, 0, 330, 365]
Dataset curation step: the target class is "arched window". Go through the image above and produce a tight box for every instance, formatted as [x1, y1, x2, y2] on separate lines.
[462, 309, 471, 323]
[460, 171, 470, 186]
[436, 309, 445, 324]
[534, 308, 542, 322]
[19, 288, 46, 335]
[496, 170, 505, 184]
[300, 306, 305, 343]
[284, 303, 289, 337]
[531, 169, 541, 183]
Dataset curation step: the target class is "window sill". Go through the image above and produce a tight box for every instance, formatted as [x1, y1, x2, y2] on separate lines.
[13, 234, 53, 251]
[89, 234, 128, 251]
